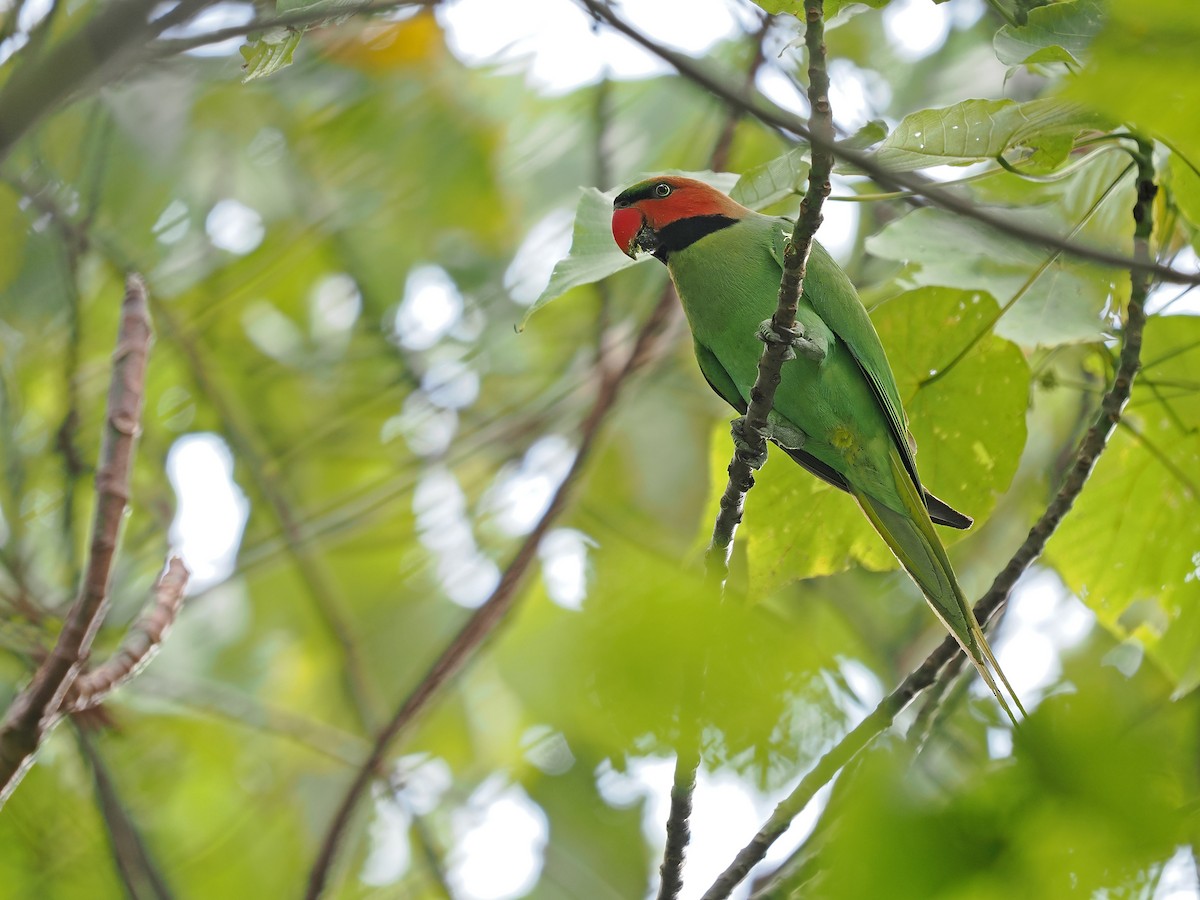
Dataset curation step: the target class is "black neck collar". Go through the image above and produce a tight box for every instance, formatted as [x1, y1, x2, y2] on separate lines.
[652, 214, 737, 262]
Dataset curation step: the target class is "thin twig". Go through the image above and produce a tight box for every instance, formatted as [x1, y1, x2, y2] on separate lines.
[706, 0, 835, 580]
[658, 746, 700, 900]
[66, 558, 189, 713]
[150, 0, 439, 56]
[77, 727, 176, 900]
[0, 275, 154, 806]
[652, 14, 773, 897]
[699, 140, 1158, 900]
[304, 283, 684, 900]
[133, 676, 368, 765]
[576, 0, 1199, 287]
[152, 303, 381, 730]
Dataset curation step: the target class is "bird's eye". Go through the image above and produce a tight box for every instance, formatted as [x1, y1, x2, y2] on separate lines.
[654, 183, 671, 198]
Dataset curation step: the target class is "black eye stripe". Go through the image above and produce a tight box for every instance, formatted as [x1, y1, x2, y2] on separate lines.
[613, 181, 678, 207]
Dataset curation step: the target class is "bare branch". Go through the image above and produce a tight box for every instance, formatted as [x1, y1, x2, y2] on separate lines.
[577, 0, 1200, 287]
[707, 0, 834, 581]
[152, 303, 382, 730]
[77, 728, 176, 900]
[0, 0, 162, 164]
[303, 282, 685, 898]
[150, 0, 439, 56]
[657, 746, 700, 900]
[700, 140, 1158, 900]
[66, 558, 189, 713]
[0, 275, 153, 807]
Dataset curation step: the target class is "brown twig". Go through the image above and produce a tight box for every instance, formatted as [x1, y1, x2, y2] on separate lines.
[0, 275, 154, 806]
[0, 0, 162, 163]
[705, 0, 834, 580]
[66, 558, 189, 713]
[304, 283, 683, 899]
[576, 0, 1198, 287]
[152, 303, 382, 730]
[77, 727, 176, 900]
[699, 138, 1157, 900]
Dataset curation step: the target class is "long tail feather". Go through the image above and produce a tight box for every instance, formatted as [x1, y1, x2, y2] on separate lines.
[853, 454, 1025, 723]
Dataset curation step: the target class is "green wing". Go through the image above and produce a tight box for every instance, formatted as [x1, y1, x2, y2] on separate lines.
[693, 338, 856, 496]
[767, 222, 971, 529]
[768, 223, 918, 476]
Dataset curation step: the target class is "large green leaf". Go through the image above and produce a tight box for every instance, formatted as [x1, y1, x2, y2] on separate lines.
[1064, 0, 1200, 162]
[731, 147, 809, 210]
[872, 98, 1101, 172]
[517, 187, 639, 331]
[1049, 317, 1200, 693]
[865, 206, 1118, 347]
[993, 0, 1105, 67]
[521, 171, 739, 329]
[714, 287, 1029, 599]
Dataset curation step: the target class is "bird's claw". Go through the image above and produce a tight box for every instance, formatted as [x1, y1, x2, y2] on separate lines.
[730, 416, 769, 470]
[757, 319, 825, 362]
[731, 414, 806, 469]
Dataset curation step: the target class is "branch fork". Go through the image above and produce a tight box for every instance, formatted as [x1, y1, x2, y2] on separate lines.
[0, 275, 188, 807]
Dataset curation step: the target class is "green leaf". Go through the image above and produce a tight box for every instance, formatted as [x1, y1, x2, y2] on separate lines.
[0, 184, 27, 294]
[872, 98, 1103, 172]
[1049, 317, 1200, 694]
[517, 187, 640, 331]
[1064, 0, 1200, 162]
[867, 148, 1135, 348]
[731, 148, 809, 210]
[521, 171, 739, 330]
[495, 537, 844, 783]
[239, 29, 303, 82]
[747, 0, 887, 18]
[994, 0, 1105, 67]
[842, 118, 889, 151]
[715, 287, 1029, 599]
[1166, 151, 1200, 236]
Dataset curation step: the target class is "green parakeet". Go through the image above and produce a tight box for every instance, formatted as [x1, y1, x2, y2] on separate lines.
[611, 175, 1023, 723]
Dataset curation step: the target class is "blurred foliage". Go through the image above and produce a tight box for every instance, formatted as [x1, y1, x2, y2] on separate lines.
[0, 0, 1199, 898]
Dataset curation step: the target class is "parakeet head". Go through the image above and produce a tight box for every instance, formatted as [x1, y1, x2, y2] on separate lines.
[611, 176, 749, 262]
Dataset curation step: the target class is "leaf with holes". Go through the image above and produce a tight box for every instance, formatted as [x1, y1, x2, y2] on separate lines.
[873, 98, 1103, 172]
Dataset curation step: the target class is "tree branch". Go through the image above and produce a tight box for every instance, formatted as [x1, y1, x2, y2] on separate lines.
[152, 303, 382, 730]
[150, 0, 439, 56]
[699, 139, 1158, 900]
[658, 746, 700, 900]
[0, 0, 162, 163]
[706, 0, 834, 581]
[65, 558, 189, 713]
[77, 727, 176, 900]
[576, 0, 1199, 287]
[647, 14, 773, 897]
[304, 280, 684, 900]
[0, 274, 154, 807]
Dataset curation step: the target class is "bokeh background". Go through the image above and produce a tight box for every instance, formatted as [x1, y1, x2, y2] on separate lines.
[1, 0, 1199, 897]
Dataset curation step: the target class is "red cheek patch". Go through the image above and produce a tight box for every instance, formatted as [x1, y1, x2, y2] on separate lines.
[612, 207, 644, 255]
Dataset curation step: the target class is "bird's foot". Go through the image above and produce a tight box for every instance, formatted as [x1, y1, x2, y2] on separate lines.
[757, 319, 825, 362]
[730, 416, 769, 470]
[766, 413, 806, 450]
[731, 414, 806, 469]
